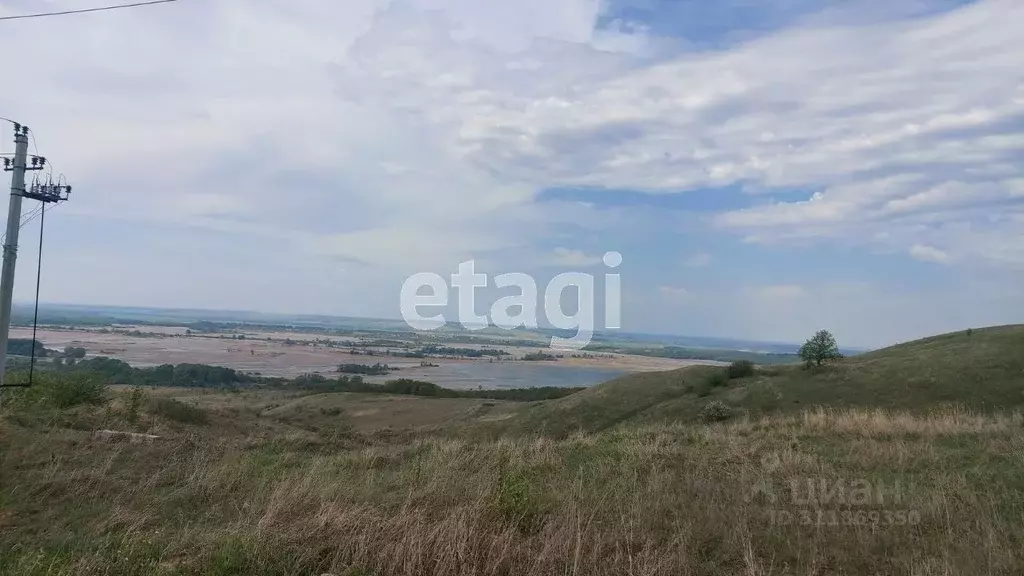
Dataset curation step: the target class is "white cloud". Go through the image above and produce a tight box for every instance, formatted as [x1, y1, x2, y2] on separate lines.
[9, 0, 1020, 271]
[366, 0, 1022, 269]
[909, 244, 950, 263]
[4, 0, 639, 282]
[1, 0, 1021, 342]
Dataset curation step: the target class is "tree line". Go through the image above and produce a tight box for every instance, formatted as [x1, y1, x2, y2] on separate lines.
[6, 339, 87, 359]
[53, 357, 256, 388]
[290, 373, 582, 402]
[17, 354, 582, 401]
[337, 363, 391, 375]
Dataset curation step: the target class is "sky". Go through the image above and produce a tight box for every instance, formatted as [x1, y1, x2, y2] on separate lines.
[0, 0, 1022, 349]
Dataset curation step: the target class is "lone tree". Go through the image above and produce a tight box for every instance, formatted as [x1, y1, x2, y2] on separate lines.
[799, 329, 842, 367]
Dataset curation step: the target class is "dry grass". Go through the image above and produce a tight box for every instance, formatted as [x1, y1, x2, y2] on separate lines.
[696, 406, 1024, 438]
[526, 325, 1024, 436]
[3, 392, 1023, 575]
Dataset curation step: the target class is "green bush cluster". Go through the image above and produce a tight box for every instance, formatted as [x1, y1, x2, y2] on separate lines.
[493, 469, 546, 533]
[58, 357, 255, 388]
[290, 374, 582, 402]
[12, 357, 586, 405]
[696, 360, 759, 396]
[700, 400, 732, 423]
[126, 386, 146, 425]
[337, 363, 391, 375]
[151, 398, 207, 424]
[63, 346, 87, 359]
[708, 371, 729, 388]
[1, 372, 106, 410]
[6, 339, 50, 357]
[726, 360, 755, 379]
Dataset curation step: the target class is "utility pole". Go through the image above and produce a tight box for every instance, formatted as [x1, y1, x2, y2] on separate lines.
[0, 122, 70, 406]
[0, 123, 30, 404]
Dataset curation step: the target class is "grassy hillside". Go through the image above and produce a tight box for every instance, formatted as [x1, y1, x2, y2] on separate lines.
[507, 325, 1024, 437]
[498, 364, 724, 436]
[3, 390, 1024, 575]
[3, 326, 1024, 574]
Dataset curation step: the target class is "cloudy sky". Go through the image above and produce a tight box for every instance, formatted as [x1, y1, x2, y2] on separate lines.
[0, 0, 1021, 348]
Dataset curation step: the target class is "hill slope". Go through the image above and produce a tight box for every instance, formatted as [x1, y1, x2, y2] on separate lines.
[506, 325, 1024, 436]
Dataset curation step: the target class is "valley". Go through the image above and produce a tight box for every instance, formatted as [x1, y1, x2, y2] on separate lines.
[2, 324, 1023, 574]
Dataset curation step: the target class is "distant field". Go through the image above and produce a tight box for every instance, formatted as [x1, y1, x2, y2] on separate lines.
[7, 325, 713, 387]
[13, 303, 804, 363]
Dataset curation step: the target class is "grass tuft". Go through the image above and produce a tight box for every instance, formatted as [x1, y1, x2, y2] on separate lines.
[151, 397, 208, 424]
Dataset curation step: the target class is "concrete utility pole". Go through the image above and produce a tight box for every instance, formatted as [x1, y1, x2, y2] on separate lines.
[0, 122, 70, 405]
[0, 124, 30, 402]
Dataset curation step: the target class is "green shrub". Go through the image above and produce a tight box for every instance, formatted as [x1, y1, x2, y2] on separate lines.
[700, 400, 732, 423]
[126, 386, 146, 425]
[151, 398, 207, 424]
[48, 374, 107, 408]
[493, 469, 545, 532]
[727, 360, 755, 379]
[63, 346, 87, 359]
[707, 370, 729, 388]
[7, 338, 48, 357]
[1, 372, 106, 410]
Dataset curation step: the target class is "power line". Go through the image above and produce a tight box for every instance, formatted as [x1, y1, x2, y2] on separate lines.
[20, 205, 46, 228]
[12, 192, 62, 232]
[0, 204, 47, 246]
[20, 206, 42, 226]
[0, 205, 55, 248]
[0, 0, 180, 21]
